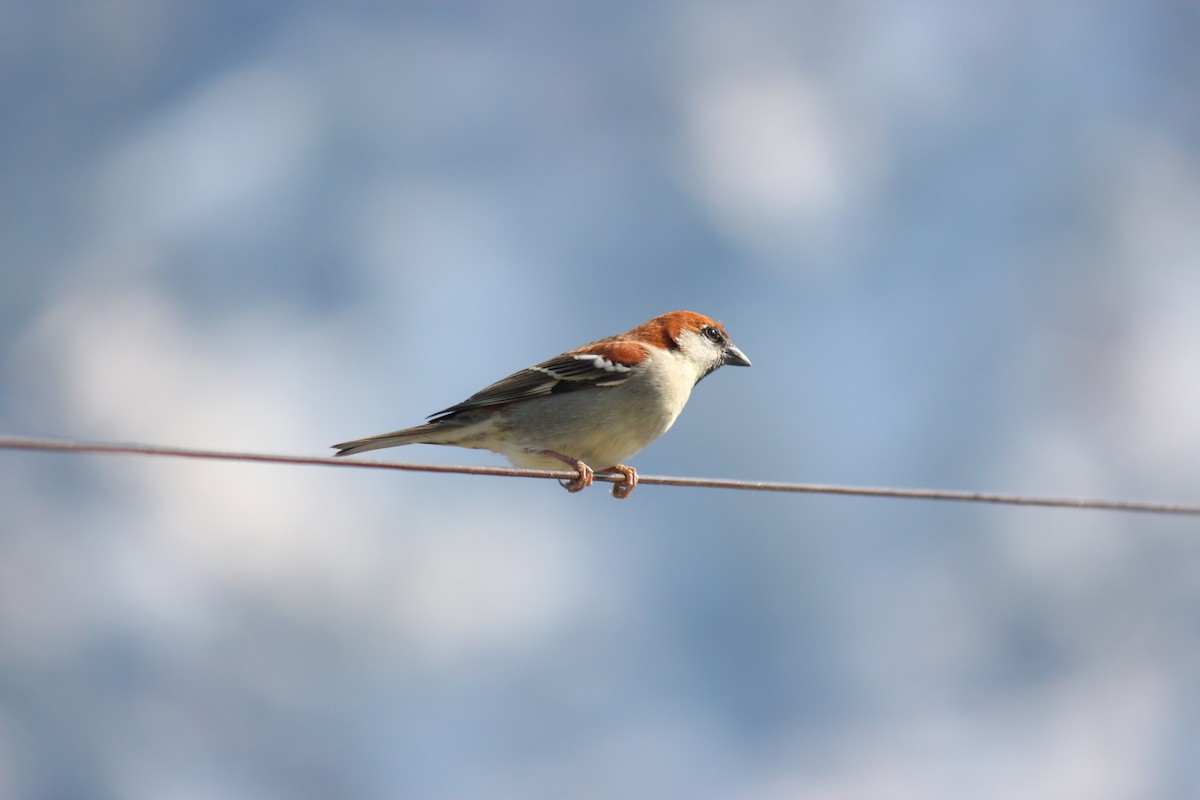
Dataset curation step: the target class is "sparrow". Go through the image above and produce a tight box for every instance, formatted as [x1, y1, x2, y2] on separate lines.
[332, 310, 750, 498]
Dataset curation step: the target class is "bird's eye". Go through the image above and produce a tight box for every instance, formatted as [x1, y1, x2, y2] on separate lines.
[702, 325, 723, 343]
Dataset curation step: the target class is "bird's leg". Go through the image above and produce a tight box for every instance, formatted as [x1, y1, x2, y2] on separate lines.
[532, 450, 594, 493]
[600, 464, 638, 499]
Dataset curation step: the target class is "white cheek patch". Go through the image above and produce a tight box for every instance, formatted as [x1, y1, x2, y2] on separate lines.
[668, 329, 722, 385]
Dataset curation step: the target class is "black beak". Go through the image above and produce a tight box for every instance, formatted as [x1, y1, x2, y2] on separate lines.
[723, 344, 751, 367]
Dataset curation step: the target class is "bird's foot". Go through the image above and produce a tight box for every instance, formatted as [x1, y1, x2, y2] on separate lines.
[533, 450, 594, 493]
[601, 465, 638, 499]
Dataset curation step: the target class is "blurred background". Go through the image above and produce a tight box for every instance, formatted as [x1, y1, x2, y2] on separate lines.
[2, 1, 1199, 798]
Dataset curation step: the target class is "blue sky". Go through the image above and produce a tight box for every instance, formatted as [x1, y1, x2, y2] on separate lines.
[2, 2, 1199, 798]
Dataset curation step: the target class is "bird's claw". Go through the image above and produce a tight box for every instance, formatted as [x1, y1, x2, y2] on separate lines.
[536, 450, 635, 498]
[557, 459, 593, 493]
[605, 465, 638, 499]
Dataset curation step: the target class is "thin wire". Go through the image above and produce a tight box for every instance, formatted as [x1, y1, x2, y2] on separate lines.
[1, 435, 1198, 516]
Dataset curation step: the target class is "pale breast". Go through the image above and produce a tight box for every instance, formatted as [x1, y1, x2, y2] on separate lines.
[497, 353, 697, 467]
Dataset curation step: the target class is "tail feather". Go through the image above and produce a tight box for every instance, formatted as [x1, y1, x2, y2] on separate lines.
[332, 423, 447, 457]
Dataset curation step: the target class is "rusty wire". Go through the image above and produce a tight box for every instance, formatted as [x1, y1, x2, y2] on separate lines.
[1, 435, 1198, 516]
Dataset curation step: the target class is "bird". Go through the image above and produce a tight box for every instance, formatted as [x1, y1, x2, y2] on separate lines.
[332, 310, 750, 498]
